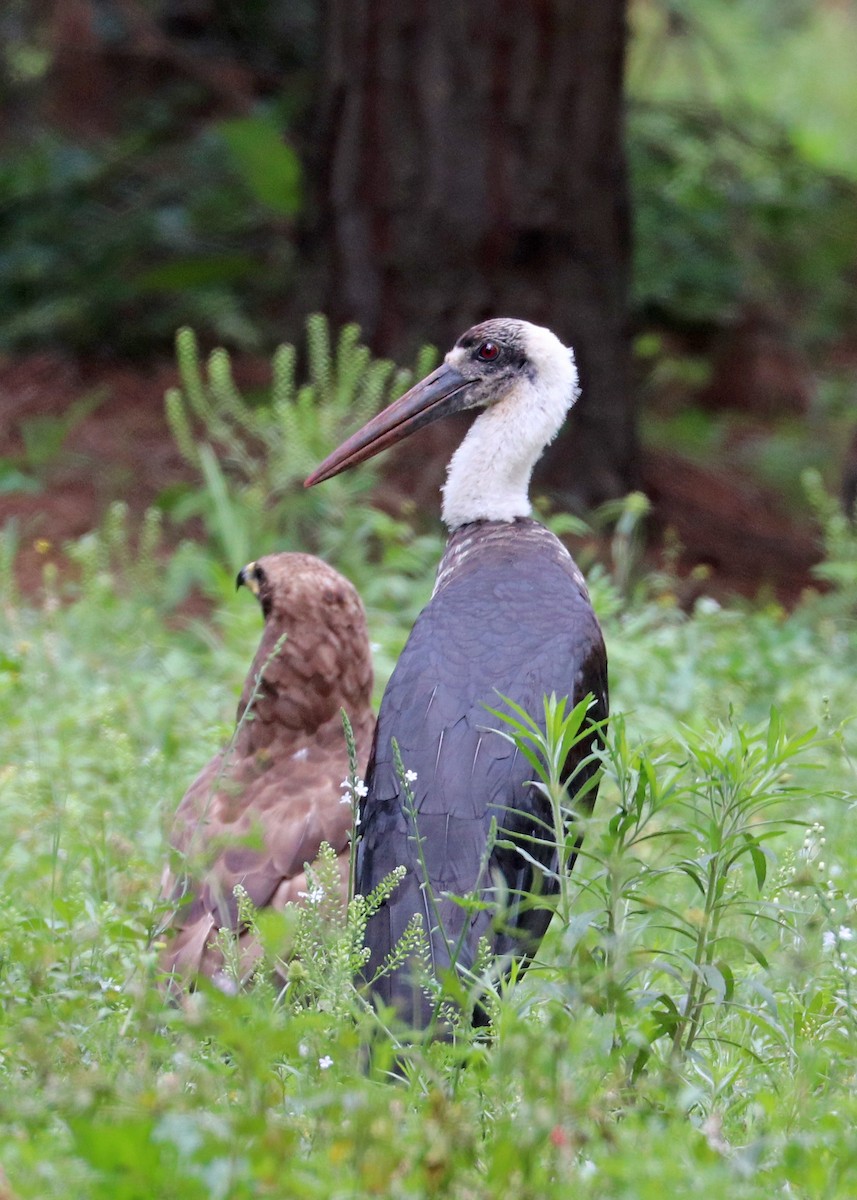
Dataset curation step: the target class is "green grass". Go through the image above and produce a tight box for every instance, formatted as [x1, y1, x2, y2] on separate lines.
[1, 509, 857, 1198]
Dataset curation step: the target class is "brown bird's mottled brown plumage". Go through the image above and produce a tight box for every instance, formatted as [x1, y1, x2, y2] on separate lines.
[160, 552, 374, 990]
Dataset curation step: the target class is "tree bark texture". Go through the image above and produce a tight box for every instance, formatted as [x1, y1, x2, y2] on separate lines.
[316, 0, 635, 505]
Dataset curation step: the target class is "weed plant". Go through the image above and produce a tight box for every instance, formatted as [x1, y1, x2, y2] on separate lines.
[1, 484, 857, 1195]
[163, 314, 444, 681]
[164, 314, 436, 580]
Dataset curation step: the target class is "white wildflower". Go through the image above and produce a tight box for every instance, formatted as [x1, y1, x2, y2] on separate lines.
[839, 926, 854, 942]
[340, 777, 368, 801]
[298, 885, 325, 905]
[319, 1055, 333, 1070]
[823, 930, 837, 951]
[404, 769, 418, 783]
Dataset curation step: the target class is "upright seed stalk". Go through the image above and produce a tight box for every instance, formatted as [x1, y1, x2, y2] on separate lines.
[340, 709, 361, 906]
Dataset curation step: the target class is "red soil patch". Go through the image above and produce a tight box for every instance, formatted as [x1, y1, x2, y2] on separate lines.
[0, 353, 189, 593]
[640, 448, 820, 605]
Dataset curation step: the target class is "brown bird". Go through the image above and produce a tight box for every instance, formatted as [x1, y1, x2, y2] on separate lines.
[160, 552, 375, 990]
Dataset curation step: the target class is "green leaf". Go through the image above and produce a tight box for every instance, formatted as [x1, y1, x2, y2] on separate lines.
[219, 115, 302, 216]
[747, 834, 768, 890]
[699, 963, 727, 1006]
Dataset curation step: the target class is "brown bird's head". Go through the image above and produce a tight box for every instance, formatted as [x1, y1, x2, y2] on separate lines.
[236, 558, 279, 617]
[235, 552, 374, 749]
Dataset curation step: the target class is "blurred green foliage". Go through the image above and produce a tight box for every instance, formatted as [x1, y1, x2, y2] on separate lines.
[0, 0, 318, 352]
[630, 104, 857, 339]
[629, 0, 857, 342]
[0, 120, 298, 353]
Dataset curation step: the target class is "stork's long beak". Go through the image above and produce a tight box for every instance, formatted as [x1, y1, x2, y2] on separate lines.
[305, 362, 471, 487]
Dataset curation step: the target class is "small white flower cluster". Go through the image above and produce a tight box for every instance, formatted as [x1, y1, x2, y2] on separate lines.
[820, 860, 846, 905]
[341, 777, 367, 838]
[340, 777, 369, 805]
[823, 926, 854, 952]
[318, 1055, 333, 1071]
[297, 884, 325, 905]
[404, 769, 418, 784]
[799, 821, 826, 863]
[797, 820, 853, 905]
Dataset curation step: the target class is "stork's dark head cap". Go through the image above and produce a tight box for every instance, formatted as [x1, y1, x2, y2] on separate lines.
[443, 318, 577, 406]
[454, 318, 532, 368]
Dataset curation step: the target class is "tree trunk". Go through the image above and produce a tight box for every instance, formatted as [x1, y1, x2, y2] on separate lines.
[314, 0, 634, 506]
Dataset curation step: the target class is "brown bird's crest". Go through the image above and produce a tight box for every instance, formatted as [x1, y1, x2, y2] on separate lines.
[160, 552, 374, 991]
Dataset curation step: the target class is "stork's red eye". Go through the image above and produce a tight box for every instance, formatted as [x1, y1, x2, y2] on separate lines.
[476, 340, 500, 362]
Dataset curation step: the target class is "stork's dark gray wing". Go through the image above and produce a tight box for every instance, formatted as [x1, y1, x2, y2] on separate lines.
[356, 519, 607, 1026]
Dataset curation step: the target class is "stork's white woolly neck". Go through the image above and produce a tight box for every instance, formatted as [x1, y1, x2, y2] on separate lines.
[440, 325, 579, 530]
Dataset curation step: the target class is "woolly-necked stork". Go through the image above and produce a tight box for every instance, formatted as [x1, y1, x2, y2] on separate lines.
[306, 319, 608, 1028]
